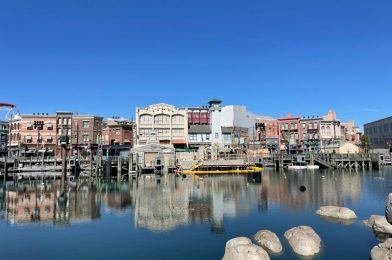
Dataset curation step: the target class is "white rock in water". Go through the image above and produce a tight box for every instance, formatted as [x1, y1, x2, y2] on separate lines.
[316, 206, 357, 220]
[371, 238, 392, 260]
[365, 215, 392, 234]
[254, 230, 282, 253]
[222, 237, 270, 260]
[284, 226, 321, 257]
[385, 194, 392, 225]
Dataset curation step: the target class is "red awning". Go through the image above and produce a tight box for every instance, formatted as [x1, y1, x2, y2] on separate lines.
[171, 139, 186, 144]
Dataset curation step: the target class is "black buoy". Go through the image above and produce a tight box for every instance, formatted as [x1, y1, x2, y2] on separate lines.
[300, 186, 306, 192]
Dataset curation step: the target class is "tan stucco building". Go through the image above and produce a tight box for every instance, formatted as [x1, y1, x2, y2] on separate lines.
[136, 103, 188, 148]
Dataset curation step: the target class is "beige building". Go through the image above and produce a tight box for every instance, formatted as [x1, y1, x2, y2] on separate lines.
[136, 103, 188, 148]
[338, 142, 360, 154]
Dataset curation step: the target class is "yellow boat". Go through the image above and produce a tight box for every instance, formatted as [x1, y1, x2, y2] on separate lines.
[182, 166, 263, 175]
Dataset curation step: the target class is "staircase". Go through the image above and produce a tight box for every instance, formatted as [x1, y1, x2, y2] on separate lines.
[314, 157, 335, 169]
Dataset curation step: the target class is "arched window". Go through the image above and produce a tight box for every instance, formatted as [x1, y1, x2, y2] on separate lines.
[321, 126, 325, 135]
[154, 114, 170, 125]
[326, 126, 331, 136]
[172, 115, 184, 124]
[139, 114, 153, 124]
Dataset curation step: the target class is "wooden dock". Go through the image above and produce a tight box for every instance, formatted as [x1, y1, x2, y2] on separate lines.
[271, 153, 389, 170]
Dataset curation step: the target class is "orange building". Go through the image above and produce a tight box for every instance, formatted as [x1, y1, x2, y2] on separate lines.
[9, 113, 57, 157]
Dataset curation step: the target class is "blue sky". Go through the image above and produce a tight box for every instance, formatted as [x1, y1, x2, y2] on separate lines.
[0, 0, 391, 127]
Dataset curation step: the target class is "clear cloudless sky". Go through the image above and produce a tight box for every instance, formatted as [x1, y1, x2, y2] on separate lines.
[0, 0, 391, 127]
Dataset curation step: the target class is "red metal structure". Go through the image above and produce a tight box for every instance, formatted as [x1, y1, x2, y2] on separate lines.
[0, 102, 18, 121]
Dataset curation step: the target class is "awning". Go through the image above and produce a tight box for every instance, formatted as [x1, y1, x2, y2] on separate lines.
[171, 139, 186, 144]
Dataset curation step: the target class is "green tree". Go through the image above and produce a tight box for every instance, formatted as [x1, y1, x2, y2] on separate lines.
[360, 135, 371, 153]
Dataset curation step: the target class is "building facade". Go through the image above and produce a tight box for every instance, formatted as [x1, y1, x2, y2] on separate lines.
[8, 114, 57, 157]
[277, 115, 301, 153]
[364, 116, 392, 150]
[71, 115, 103, 156]
[320, 110, 341, 153]
[136, 103, 188, 148]
[255, 117, 279, 152]
[188, 107, 210, 126]
[299, 116, 322, 153]
[188, 125, 211, 149]
[210, 100, 258, 150]
[341, 120, 360, 144]
[0, 121, 8, 157]
[102, 117, 133, 146]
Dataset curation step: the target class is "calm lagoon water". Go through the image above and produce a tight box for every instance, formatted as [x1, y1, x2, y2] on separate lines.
[1, 168, 392, 260]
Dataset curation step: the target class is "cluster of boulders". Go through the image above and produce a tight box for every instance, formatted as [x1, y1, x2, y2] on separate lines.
[222, 226, 321, 260]
[222, 195, 392, 259]
[365, 193, 392, 260]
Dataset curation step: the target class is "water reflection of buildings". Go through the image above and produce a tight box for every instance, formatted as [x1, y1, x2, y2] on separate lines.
[5, 184, 100, 225]
[101, 190, 135, 212]
[133, 175, 258, 233]
[259, 170, 362, 212]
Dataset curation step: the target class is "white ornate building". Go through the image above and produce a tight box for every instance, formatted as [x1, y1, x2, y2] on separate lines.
[135, 103, 188, 147]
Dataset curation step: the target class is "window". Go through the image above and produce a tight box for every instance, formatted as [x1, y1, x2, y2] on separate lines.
[154, 114, 170, 125]
[68, 129, 71, 135]
[140, 128, 152, 136]
[172, 128, 184, 136]
[215, 133, 219, 139]
[156, 128, 170, 137]
[83, 133, 89, 143]
[58, 129, 62, 135]
[47, 122, 53, 130]
[83, 120, 90, 128]
[115, 130, 120, 136]
[189, 134, 197, 141]
[223, 134, 231, 141]
[326, 126, 331, 136]
[205, 134, 210, 141]
[172, 115, 184, 124]
[140, 114, 153, 124]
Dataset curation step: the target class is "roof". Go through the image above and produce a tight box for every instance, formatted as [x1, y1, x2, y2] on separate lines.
[256, 116, 275, 121]
[208, 98, 222, 104]
[189, 125, 211, 134]
[221, 127, 232, 134]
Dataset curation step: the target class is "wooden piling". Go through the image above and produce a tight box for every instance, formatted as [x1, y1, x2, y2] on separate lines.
[117, 156, 122, 181]
[60, 147, 67, 195]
